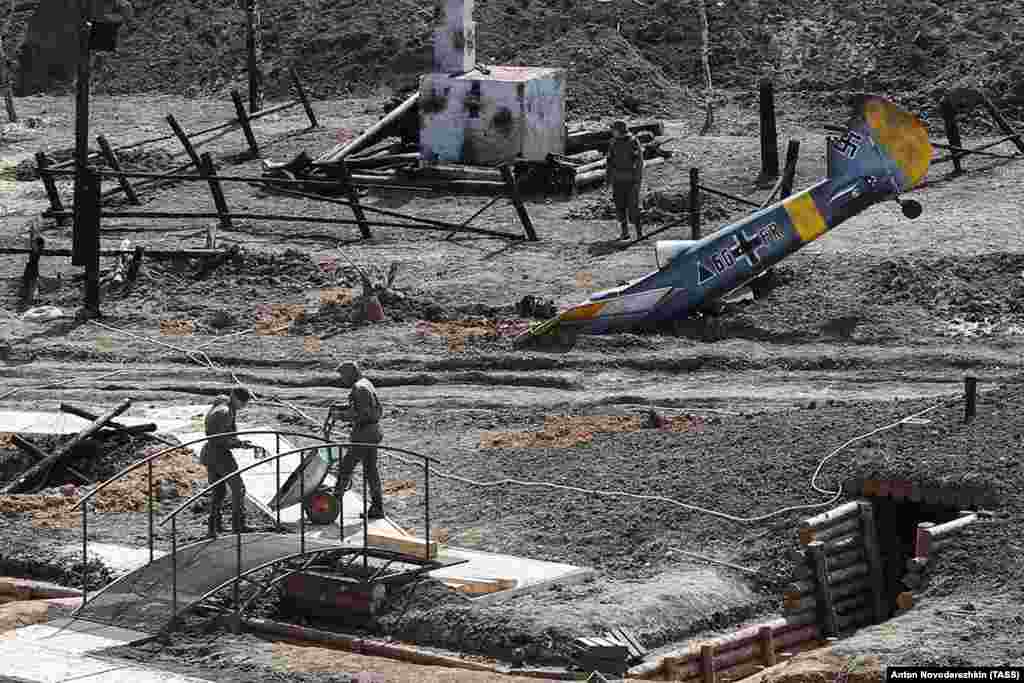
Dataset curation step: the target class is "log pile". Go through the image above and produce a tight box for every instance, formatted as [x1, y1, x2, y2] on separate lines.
[782, 501, 884, 640]
[262, 92, 671, 197]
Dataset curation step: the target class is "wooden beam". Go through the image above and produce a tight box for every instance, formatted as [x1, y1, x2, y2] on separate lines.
[96, 135, 139, 205]
[1, 398, 132, 494]
[290, 67, 319, 129]
[12, 434, 93, 485]
[501, 165, 538, 241]
[365, 531, 437, 558]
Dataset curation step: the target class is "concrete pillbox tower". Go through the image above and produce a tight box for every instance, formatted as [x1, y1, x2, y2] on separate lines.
[419, 0, 566, 166]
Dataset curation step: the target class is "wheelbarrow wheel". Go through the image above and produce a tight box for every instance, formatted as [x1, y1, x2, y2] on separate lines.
[304, 490, 340, 525]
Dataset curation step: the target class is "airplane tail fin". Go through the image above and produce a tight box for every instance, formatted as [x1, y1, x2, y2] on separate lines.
[827, 96, 931, 192]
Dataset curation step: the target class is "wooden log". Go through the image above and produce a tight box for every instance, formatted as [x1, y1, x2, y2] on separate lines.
[794, 544, 864, 579]
[801, 501, 861, 531]
[166, 114, 202, 169]
[501, 165, 538, 241]
[758, 80, 779, 180]
[96, 135, 139, 205]
[230, 90, 260, 158]
[784, 593, 815, 612]
[565, 122, 665, 155]
[759, 626, 776, 666]
[833, 591, 868, 615]
[36, 152, 68, 226]
[0, 247, 224, 258]
[58, 403, 157, 436]
[834, 606, 872, 631]
[823, 533, 863, 554]
[906, 556, 928, 572]
[928, 513, 977, 539]
[365, 531, 437, 558]
[19, 236, 43, 306]
[345, 153, 421, 170]
[914, 522, 935, 558]
[896, 592, 914, 611]
[830, 577, 870, 601]
[940, 98, 965, 174]
[689, 167, 701, 240]
[335, 162, 372, 240]
[902, 572, 923, 590]
[857, 501, 885, 624]
[808, 541, 837, 637]
[246, 99, 299, 122]
[2, 398, 132, 494]
[200, 153, 231, 238]
[786, 579, 816, 595]
[699, 644, 715, 683]
[802, 516, 860, 545]
[316, 92, 418, 164]
[779, 139, 800, 198]
[830, 567, 871, 592]
[573, 156, 665, 189]
[290, 67, 319, 129]
[716, 626, 819, 678]
[414, 163, 502, 181]
[12, 434, 93, 485]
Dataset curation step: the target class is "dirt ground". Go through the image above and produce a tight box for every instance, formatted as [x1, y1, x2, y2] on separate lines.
[2, 91, 1024, 680]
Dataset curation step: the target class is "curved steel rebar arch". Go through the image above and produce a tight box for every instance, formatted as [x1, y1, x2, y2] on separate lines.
[158, 441, 440, 527]
[72, 429, 334, 511]
[71, 429, 336, 609]
[155, 544, 439, 637]
[73, 434, 443, 634]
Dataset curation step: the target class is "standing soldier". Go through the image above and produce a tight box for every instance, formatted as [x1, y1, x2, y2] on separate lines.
[332, 361, 386, 519]
[606, 120, 645, 240]
[201, 387, 257, 537]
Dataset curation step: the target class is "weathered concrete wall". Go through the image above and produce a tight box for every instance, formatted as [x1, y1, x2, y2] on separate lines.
[418, 67, 566, 165]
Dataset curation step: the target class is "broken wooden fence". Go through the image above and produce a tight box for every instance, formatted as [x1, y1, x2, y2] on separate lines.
[40, 161, 536, 243]
[782, 500, 885, 640]
[628, 615, 822, 681]
[37, 67, 319, 224]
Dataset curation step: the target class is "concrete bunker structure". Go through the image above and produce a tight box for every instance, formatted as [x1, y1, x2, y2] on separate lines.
[418, 0, 567, 166]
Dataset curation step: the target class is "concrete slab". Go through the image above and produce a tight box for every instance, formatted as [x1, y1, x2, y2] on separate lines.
[0, 641, 126, 682]
[4, 618, 150, 653]
[427, 547, 594, 602]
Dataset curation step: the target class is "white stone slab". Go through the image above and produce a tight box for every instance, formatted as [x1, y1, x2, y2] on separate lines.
[3, 619, 148, 653]
[427, 546, 593, 600]
[0, 641, 126, 682]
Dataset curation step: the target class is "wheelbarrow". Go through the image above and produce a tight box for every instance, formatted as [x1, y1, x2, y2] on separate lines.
[268, 444, 343, 525]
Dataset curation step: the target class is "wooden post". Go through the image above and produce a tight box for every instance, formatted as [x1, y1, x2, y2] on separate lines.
[689, 167, 701, 240]
[940, 98, 965, 175]
[230, 89, 260, 158]
[291, 67, 319, 128]
[72, 0, 93, 267]
[96, 135, 139, 205]
[982, 95, 1024, 155]
[244, 0, 263, 113]
[36, 152, 67, 226]
[335, 161, 372, 239]
[914, 522, 934, 559]
[964, 376, 977, 422]
[857, 502, 886, 623]
[758, 79, 779, 182]
[20, 236, 44, 306]
[501, 164, 538, 241]
[779, 140, 800, 199]
[808, 541, 837, 637]
[199, 153, 232, 237]
[166, 114, 202, 169]
[758, 626, 776, 666]
[74, 165, 102, 317]
[700, 644, 715, 683]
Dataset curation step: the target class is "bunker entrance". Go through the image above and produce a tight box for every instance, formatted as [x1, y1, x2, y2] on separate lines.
[866, 497, 961, 618]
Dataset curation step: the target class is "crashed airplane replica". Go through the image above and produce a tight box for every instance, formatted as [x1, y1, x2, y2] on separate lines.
[514, 95, 932, 347]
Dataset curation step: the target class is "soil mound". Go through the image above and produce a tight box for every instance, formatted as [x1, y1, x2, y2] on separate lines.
[514, 25, 687, 118]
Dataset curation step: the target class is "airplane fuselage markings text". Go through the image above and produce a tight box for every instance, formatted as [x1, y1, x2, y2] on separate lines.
[698, 223, 785, 284]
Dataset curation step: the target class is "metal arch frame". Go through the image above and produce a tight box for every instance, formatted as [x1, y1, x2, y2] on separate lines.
[73, 429, 445, 637]
[156, 544, 452, 637]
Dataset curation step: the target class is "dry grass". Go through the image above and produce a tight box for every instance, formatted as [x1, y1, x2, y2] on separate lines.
[159, 319, 196, 336]
[0, 433, 16, 449]
[480, 414, 704, 448]
[0, 448, 206, 528]
[256, 304, 307, 336]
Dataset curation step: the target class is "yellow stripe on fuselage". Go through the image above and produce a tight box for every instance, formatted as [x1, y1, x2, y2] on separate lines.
[560, 302, 605, 322]
[783, 192, 827, 243]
